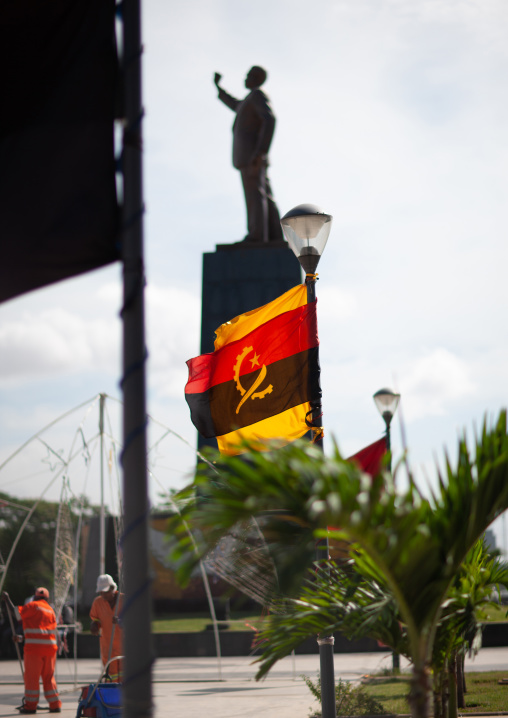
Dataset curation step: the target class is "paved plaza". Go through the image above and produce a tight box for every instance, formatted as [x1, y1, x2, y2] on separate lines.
[1, 648, 507, 718]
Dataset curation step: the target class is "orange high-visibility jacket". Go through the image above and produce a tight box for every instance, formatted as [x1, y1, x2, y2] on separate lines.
[89, 592, 123, 667]
[19, 600, 58, 655]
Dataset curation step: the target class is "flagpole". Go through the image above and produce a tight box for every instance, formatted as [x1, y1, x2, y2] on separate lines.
[305, 272, 336, 718]
[280, 205, 335, 718]
[121, 1, 153, 717]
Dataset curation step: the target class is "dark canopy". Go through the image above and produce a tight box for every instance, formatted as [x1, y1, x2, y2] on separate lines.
[0, 0, 120, 303]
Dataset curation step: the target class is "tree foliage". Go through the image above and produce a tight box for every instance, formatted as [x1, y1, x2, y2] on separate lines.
[0, 490, 95, 601]
[168, 410, 508, 718]
[1, 492, 59, 598]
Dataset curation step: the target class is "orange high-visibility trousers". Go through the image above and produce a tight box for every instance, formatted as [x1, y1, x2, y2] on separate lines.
[23, 651, 61, 711]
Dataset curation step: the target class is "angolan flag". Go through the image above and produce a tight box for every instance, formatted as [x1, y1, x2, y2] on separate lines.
[185, 284, 321, 455]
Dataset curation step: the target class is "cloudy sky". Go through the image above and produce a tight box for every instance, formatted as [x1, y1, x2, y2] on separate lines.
[1, 0, 507, 546]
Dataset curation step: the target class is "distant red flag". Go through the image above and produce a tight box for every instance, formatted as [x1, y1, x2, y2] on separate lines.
[328, 438, 388, 545]
[0, 0, 120, 304]
[348, 437, 387, 477]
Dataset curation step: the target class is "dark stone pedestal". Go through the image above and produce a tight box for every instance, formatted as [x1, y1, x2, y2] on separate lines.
[200, 241, 302, 354]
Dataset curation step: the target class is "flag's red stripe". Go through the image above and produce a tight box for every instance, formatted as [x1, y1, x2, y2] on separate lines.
[185, 301, 318, 394]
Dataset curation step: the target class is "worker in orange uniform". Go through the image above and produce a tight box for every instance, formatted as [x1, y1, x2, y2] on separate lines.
[89, 574, 123, 682]
[1, 588, 62, 714]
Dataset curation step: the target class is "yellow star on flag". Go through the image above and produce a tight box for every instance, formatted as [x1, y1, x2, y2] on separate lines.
[249, 352, 260, 368]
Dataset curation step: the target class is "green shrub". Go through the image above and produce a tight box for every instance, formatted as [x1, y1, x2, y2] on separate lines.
[302, 674, 389, 716]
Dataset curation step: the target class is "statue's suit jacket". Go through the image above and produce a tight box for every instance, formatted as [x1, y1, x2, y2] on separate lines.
[218, 87, 276, 170]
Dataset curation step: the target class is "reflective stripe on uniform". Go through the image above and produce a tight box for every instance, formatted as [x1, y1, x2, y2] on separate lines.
[25, 638, 57, 645]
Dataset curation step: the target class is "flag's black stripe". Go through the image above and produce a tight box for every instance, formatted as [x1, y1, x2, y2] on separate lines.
[186, 348, 321, 438]
[185, 391, 216, 438]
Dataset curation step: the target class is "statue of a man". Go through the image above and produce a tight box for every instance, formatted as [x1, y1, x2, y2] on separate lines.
[214, 67, 283, 244]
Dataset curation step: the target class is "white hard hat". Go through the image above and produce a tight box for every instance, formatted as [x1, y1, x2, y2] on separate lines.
[96, 574, 117, 593]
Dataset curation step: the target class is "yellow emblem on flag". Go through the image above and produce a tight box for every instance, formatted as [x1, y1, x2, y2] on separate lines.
[233, 346, 273, 414]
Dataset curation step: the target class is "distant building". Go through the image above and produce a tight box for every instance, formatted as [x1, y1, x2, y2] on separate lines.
[484, 529, 497, 552]
[79, 513, 250, 613]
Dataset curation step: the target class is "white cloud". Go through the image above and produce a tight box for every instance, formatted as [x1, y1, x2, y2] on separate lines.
[399, 348, 475, 420]
[145, 285, 200, 399]
[0, 279, 120, 375]
[0, 281, 200, 391]
[0, 308, 119, 383]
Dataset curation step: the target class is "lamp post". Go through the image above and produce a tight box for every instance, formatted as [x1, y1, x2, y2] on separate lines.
[372, 388, 400, 468]
[373, 387, 400, 671]
[281, 203, 332, 440]
[281, 204, 335, 718]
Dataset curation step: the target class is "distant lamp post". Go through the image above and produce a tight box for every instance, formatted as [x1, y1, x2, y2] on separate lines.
[373, 387, 401, 672]
[281, 203, 335, 718]
[373, 388, 400, 455]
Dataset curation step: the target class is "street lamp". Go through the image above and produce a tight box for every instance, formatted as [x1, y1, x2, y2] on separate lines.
[281, 204, 335, 718]
[373, 388, 400, 461]
[373, 387, 401, 671]
[281, 203, 333, 276]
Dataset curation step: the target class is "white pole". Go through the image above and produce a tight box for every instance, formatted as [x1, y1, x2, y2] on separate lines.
[99, 393, 106, 575]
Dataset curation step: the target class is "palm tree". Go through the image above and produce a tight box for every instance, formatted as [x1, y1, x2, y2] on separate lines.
[250, 553, 409, 676]
[169, 411, 508, 718]
[430, 539, 508, 718]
